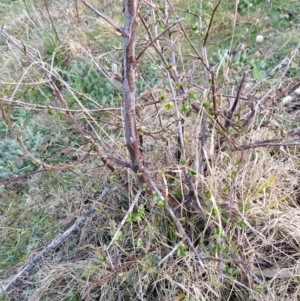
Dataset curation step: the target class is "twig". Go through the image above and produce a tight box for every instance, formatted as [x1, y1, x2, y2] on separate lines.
[0, 28, 37, 62]
[166, 0, 210, 72]
[107, 186, 142, 250]
[166, 72, 186, 160]
[0, 97, 160, 113]
[141, 168, 205, 268]
[198, 0, 210, 80]
[85, 247, 155, 301]
[202, 0, 223, 47]
[0, 168, 47, 186]
[138, 13, 178, 81]
[165, 202, 205, 268]
[1, 187, 116, 293]
[231, 252, 263, 285]
[224, 71, 247, 128]
[220, 152, 245, 277]
[210, 70, 226, 132]
[85, 260, 135, 301]
[136, 18, 184, 62]
[157, 238, 186, 267]
[80, 0, 124, 35]
[247, 43, 300, 103]
[233, 140, 300, 151]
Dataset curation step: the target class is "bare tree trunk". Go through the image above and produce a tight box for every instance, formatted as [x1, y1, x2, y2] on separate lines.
[123, 0, 141, 172]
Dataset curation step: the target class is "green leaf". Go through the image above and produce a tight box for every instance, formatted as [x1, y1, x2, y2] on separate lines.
[265, 193, 290, 210]
[187, 90, 196, 101]
[253, 67, 262, 80]
[159, 94, 166, 101]
[157, 199, 165, 207]
[163, 102, 173, 110]
[231, 171, 237, 179]
[180, 104, 189, 115]
[127, 206, 145, 222]
[254, 174, 277, 196]
[109, 230, 124, 240]
[176, 245, 186, 257]
[109, 172, 117, 182]
[188, 169, 197, 176]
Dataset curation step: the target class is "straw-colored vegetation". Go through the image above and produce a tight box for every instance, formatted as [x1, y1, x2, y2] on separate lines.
[0, 0, 299, 300]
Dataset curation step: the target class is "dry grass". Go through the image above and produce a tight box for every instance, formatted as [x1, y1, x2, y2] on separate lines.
[0, 0, 300, 301]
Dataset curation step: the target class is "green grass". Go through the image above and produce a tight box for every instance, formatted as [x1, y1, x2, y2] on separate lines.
[0, 187, 57, 269]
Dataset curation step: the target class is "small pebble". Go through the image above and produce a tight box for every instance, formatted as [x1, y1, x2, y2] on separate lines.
[256, 35, 264, 43]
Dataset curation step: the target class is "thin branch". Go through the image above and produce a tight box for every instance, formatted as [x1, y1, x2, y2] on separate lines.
[85, 260, 136, 301]
[138, 12, 178, 81]
[233, 140, 300, 151]
[166, 72, 186, 160]
[165, 202, 205, 268]
[211, 70, 218, 118]
[252, 43, 300, 107]
[85, 247, 155, 301]
[0, 97, 160, 114]
[107, 156, 132, 169]
[107, 186, 142, 250]
[231, 252, 263, 285]
[0, 28, 37, 62]
[141, 167, 205, 268]
[198, 0, 210, 80]
[224, 152, 244, 238]
[166, 0, 210, 73]
[224, 71, 247, 129]
[210, 70, 226, 132]
[80, 0, 124, 35]
[0, 168, 47, 186]
[136, 18, 184, 62]
[158, 238, 186, 267]
[202, 0, 223, 47]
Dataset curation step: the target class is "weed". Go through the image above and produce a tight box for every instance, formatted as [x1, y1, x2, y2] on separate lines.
[59, 59, 122, 108]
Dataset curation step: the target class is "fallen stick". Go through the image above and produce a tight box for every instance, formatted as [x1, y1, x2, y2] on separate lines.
[1, 187, 116, 293]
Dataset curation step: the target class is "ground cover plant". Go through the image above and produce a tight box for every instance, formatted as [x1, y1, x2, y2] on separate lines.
[0, 0, 300, 300]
